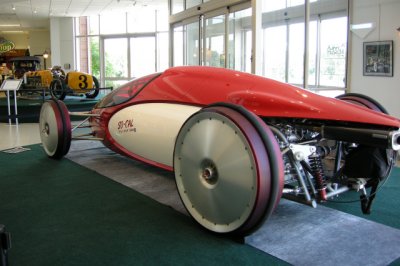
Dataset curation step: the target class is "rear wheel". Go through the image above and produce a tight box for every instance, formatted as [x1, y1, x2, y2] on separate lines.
[174, 104, 284, 236]
[85, 76, 100, 99]
[336, 93, 397, 213]
[39, 99, 71, 159]
[336, 93, 388, 114]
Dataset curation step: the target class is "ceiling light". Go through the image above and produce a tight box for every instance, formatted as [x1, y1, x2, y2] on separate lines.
[12, 5, 16, 11]
[350, 23, 374, 30]
[1, 31, 25, 34]
[0, 24, 21, 27]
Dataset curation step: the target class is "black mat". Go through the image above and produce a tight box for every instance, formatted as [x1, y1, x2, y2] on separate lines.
[66, 141, 400, 266]
[0, 95, 98, 123]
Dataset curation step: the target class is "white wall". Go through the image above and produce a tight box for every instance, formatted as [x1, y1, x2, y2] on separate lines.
[349, 0, 400, 118]
[29, 30, 51, 67]
[50, 17, 75, 72]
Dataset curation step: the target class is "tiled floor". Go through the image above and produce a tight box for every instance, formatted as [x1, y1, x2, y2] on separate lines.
[0, 123, 41, 151]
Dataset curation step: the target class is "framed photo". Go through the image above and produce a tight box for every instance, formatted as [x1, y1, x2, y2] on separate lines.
[363, 41, 393, 77]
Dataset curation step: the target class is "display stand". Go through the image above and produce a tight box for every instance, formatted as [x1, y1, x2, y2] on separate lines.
[0, 79, 22, 125]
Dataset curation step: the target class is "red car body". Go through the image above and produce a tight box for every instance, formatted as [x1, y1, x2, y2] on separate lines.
[40, 66, 400, 236]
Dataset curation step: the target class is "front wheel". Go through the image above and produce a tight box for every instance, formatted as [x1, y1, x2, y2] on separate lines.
[50, 79, 67, 100]
[174, 104, 284, 236]
[39, 99, 71, 159]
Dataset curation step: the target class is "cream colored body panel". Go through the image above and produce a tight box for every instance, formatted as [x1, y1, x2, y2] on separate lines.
[108, 103, 201, 167]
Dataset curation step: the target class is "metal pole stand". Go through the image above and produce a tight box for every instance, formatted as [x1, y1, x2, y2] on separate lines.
[1, 79, 22, 126]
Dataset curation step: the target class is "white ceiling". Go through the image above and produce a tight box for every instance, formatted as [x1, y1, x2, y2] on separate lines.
[0, 0, 167, 31]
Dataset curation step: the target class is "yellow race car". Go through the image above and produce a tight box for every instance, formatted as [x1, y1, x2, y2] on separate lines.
[24, 67, 100, 100]
[49, 70, 100, 100]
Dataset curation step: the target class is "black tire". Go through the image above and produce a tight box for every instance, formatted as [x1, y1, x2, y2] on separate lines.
[336, 93, 388, 114]
[85, 76, 100, 99]
[50, 79, 67, 100]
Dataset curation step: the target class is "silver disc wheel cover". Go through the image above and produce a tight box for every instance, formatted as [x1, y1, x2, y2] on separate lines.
[174, 110, 266, 233]
[39, 101, 61, 157]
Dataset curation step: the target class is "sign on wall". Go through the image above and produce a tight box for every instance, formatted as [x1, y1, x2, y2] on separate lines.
[0, 38, 15, 54]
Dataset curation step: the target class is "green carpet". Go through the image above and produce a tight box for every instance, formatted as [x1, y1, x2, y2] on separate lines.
[0, 145, 288, 266]
[324, 167, 400, 230]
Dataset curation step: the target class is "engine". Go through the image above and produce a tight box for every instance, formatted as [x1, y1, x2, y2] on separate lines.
[266, 119, 397, 214]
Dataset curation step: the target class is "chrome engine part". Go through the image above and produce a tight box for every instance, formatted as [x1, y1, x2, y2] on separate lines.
[267, 120, 397, 213]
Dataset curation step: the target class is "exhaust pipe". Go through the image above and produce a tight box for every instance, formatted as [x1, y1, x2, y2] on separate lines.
[319, 126, 400, 150]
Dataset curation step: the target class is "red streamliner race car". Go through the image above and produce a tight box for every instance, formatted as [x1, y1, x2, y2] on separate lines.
[39, 66, 400, 236]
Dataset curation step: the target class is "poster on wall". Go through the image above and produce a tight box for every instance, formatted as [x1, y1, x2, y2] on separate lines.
[363, 41, 393, 77]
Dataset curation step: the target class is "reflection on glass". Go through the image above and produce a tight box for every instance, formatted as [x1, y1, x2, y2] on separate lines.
[104, 38, 128, 78]
[308, 21, 317, 86]
[185, 22, 200, 65]
[173, 26, 184, 66]
[288, 22, 304, 85]
[228, 8, 252, 73]
[205, 15, 225, 67]
[264, 25, 286, 82]
[157, 32, 169, 72]
[130, 37, 156, 78]
[320, 17, 347, 87]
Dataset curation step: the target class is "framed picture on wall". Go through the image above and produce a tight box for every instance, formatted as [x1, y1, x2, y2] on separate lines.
[363, 41, 393, 77]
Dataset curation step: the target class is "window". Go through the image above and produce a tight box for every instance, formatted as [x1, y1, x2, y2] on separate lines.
[204, 15, 225, 68]
[173, 25, 184, 66]
[319, 17, 347, 88]
[75, 5, 168, 88]
[264, 25, 287, 82]
[128, 9, 156, 33]
[100, 13, 127, 34]
[228, 8, 252, 72]
[261, 0, 348, 92]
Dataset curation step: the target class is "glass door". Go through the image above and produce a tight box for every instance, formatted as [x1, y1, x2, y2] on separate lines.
[171, 3, 251, 71]
[227, 6, 252, 72]
[103, 37, 128, 88]
[203, 14, 226, 67]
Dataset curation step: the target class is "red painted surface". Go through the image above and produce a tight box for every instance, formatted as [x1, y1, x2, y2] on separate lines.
[90, 66, 400, 169]
[132, 66, 400, 128]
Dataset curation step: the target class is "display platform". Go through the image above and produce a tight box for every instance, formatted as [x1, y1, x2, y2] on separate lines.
[0, 95, 99, 123]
